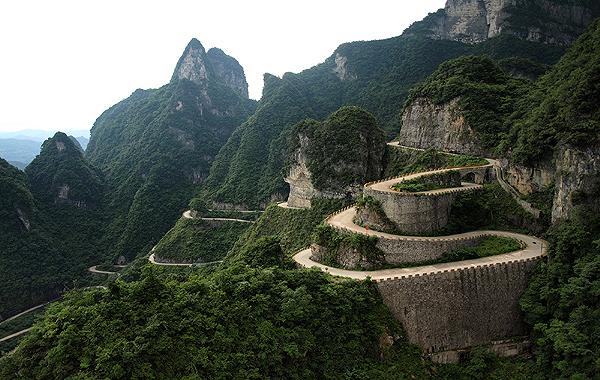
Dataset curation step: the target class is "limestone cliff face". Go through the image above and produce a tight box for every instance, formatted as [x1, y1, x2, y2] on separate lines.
[171, 38, 209, 84]
[285, 107, 385, 208]
[428, 0, 599, 46]
[206, 48, 249, 98]
[171, 39, 249, 98]
[285, 133, 361, 208]
[501, 159, 554, 196]
[552, 144, 600, 222]
[398, 97, 485, 156]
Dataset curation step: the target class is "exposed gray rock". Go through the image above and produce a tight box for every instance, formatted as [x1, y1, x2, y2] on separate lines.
[171, 39, 250, 100]
[206, 48, 249, 98]
[398, 97, 485, 155]
[501, 159, 554, 196]
[427, 0, 599, 46]
[552, 144, 600, 222]
[15, 207, 30, 232]
[333, 53, 356, 81]
[285, 134, 356, 208]
[171, 38, 208, 84]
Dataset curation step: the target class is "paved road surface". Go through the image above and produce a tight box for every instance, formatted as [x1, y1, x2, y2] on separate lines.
[182, 210, 254, 223]
[292, 144, 547, 279]
[294, 207, 546, 280]
[0, 328, 32, 343]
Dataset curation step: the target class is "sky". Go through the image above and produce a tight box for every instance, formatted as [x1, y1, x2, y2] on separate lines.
[0, 0, 446, 134]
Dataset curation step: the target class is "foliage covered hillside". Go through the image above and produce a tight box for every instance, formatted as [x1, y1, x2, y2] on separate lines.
[86, 39, 257, 261]
[202, 29, 566, 208]
[0, 158, 69, 318]
[404, 56, 530, 150]
[153, 217, 250, 263]
[25, 132, 108, 273]
[503, 18, 600, 164]
[26, 132, 104, 207]
[520, 210, 600, 378]
[0, 239, 421, 379]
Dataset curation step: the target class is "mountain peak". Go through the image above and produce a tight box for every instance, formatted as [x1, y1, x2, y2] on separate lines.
[42, 132, 81, 155]
[171, 38, 208, 84]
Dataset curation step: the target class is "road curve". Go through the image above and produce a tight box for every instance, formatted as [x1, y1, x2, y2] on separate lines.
[148, 251, 192, 267]
[0, 302, 52, 326]
[277, 201, 304, 210]
[0, 328, 32, 343]
[88, 266, 117, 275]
[387, 142, 541, 217]
[182, 210, 254, 223]
[294, 207, 546, 280]
[292, 143, 547, 279]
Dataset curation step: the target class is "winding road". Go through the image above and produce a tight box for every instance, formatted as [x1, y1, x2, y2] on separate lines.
[146, 209, 252, 266]
[292, 143, 547, 280]
[387, 142, 541, 217]
[182, 210, 254, 223]
[0, 328, 32, 343]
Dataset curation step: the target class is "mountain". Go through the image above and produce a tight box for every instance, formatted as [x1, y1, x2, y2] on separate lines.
[201, 0, 598, 209]
[26, 132, 104, 208]
[0, 158, 68, 318]
[398, 55, 529, 156]
[285, 106, 386, 208]
[0, 134, 89, 169]
[0, 133, 108, 319]
[3, 4, 600, 379]
[86, 39, 257, 261]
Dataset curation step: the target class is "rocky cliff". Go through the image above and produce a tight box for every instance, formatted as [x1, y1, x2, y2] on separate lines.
[428, 0, 600, 46]
[552, 144, 600, 222]
[398, 98, 485, 156]
[285, 107, 386, 208]
[171, 39, 249, 99]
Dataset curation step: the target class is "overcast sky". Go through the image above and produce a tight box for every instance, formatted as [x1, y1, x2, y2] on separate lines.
[0, 0, 445, 134]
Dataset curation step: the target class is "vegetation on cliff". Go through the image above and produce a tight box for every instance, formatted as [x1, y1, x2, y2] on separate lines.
[0, 137, 107, 319]
[0, 159, 69, 318]
[201, 26, 563, 209]
[383, 146, 487, 179]
[233, 198, 349, 256]
[0, 240, 423, 379]
[152, 217, 250, 263]
[403, 56, 530, 150]
[392, 171, 461, 193]
[286, 106, 385, 192]
[503, 18, 600, 164]
[520, 210, 600, 379]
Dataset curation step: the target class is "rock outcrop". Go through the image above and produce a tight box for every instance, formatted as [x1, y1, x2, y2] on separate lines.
[428, 0, 600, 46]
[171, 39, 249, 98]
[552, 144, 600, 222]
[285, 107, 386, 208]
[501, 159, 554, 196]
[398, 98, 485, 156]
[206, 48, 249, 98]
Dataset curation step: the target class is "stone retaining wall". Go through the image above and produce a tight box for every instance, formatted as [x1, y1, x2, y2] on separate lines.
[376, 256, 541, 363]
[364, 186, 481, 234]
[324, 224, 490, 266]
